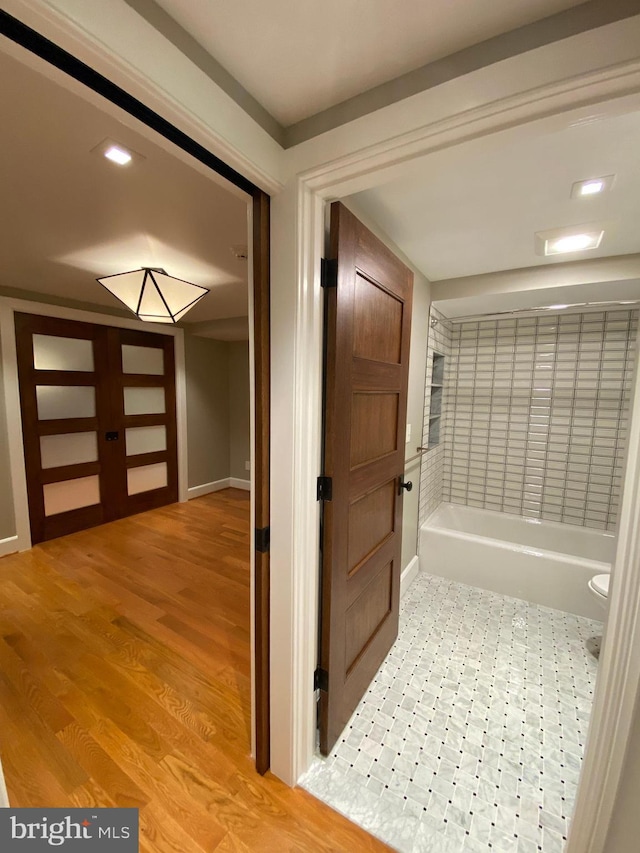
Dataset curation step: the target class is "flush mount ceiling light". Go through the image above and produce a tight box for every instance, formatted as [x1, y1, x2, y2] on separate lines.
[546, 232, 603, 255]
[91, 138, 145, 167]
[535, 226, 604, 257]
[97, 268, 209, 323]
[104, 145, 132, 166]
[570, 174, 614, 198]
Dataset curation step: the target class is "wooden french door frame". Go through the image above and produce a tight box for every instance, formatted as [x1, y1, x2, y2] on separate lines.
[0, 12, 271, 775]
[14, 314, 180, 544]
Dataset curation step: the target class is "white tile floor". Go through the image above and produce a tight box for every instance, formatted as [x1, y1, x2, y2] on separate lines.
[301, 573, 602, 853]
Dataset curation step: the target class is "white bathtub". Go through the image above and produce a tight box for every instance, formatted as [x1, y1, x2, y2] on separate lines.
[420, 503, 615, 620]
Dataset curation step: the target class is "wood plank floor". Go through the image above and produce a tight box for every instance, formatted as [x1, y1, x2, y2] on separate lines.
[0, 489, 389, 852]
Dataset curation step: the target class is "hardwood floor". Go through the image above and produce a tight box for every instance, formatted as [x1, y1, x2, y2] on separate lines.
[0, 489, 389, 852]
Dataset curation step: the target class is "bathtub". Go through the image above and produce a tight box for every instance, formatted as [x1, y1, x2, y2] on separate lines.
[419, 503, 616, 620]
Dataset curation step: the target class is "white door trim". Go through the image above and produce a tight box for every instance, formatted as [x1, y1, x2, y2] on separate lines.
[0, 297, 188, 555]
[282, 55, 640, 853]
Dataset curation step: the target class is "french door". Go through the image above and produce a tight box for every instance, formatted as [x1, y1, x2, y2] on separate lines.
[15, 313, 178, 544]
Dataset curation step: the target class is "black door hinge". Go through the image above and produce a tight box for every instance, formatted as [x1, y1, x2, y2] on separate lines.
[314, 667, 328, 692]
[321, 258, 338, 288]
[317, 476, 332, 501]
[254, 526, 270, 553]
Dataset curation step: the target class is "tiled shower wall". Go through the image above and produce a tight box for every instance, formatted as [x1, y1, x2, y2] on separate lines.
[419, 308, 638, 531]
[418, 306, 452, 524]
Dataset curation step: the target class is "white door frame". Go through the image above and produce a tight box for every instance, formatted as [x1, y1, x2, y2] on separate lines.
[0, 296, 188, 556]
[280, 57, 640, 853]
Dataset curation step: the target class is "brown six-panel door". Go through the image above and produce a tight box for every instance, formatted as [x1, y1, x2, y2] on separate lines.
[319, 202, 413, 754]
[15, 313, 178, 544]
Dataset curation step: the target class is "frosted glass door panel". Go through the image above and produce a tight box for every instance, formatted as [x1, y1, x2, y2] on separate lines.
[36, 386, 96, 420]
[127, 462, 167, 495]
[33, 335, 94, 372]
[123, 387, 165, 415]
[40, 432, 98, 469]
[122, 345, 164, 375]
[125, 425, 167, 456]
[43, 475, 101, 516]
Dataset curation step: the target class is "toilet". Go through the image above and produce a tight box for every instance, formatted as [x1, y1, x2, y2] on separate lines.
[588, 573, 610, 609]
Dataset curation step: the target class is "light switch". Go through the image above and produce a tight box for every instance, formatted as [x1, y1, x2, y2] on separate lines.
[406, 423, 411, 444]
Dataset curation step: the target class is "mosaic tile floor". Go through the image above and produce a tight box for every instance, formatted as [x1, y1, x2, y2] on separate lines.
[300, 573, 603, 853]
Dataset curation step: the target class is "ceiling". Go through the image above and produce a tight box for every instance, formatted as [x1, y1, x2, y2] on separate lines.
[152, 0, 586, 126]
[3, 7, 640, 334]
[350, 93, 640, 295]
[0, 45, 250, 338]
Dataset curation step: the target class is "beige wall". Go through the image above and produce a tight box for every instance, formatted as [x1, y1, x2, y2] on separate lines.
[603, 689, 640, 852]
[184, 333, 251, 489]
[228, 341, 251, 480]
[0, 327, 16, 540]
[184, 333, 231, 487]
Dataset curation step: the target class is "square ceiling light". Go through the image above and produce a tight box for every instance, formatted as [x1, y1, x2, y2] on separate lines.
[91, 138, 145, 167]
[570, 174, 614, 198]
[535, 226, 604, 257]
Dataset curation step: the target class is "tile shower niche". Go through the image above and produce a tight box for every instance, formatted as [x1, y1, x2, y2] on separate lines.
[428, 352, 444, 447]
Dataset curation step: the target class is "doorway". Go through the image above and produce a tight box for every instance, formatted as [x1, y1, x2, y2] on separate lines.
[15, 313, 179, 544]
[0, 20, 271, 779]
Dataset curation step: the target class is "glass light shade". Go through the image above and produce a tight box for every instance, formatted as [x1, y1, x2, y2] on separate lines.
[97, 268, 208, 323]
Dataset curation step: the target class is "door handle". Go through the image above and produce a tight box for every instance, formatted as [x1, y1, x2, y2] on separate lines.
[105, 431, 119, 441]
[398, 478, 413, 494]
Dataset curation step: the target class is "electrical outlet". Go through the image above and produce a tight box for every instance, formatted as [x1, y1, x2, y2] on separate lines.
[245, 461, 251, 471]
[405, 423, 411, 444]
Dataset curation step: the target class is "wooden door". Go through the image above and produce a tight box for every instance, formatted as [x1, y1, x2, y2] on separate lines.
[319, 202, 413, 755]
[15, 313, 178, 544]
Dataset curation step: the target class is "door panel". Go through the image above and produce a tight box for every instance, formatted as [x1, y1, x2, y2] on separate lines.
[350, 392, 399, 466]
[40, 431, 99, 468]
[43, 475, 101, 516]
[33, 334, 95, 371]
[125, 425, 167, 456]
[35, 384, 96, 420]
[126, 462, 168, 495]
[319, 202, 413, 755]
[15, 313, 178, 543]
[121, 343, 164, 375]
[123, 386, 166, 415]
[353, 275, 403, 363]
[347, 480, 396, 571]
[117, 328, 178, 517]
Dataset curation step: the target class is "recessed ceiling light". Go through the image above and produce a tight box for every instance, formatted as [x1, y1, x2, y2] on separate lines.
[570, 175, 614, 198]
[545, 232, 603, 255]
[104, 145, 132, 166]
[535, 225, 604, 257]
[91, 138, 144, 166]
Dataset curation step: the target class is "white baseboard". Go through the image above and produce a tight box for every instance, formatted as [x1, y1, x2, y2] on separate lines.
[0, 535, 19, 558]
[0, 757, 8, 807]
[188, 478, 251, 499]
[401, 555, 420, 598]
[229, 478, 250, 491]
[188, 478, 231, 499]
